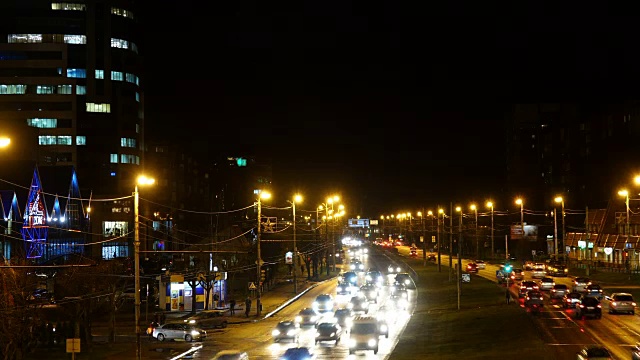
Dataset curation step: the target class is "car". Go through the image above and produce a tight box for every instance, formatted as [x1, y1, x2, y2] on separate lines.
[549, 265, 568, 277]
[390, 281, 407, 294]
[180, 309, 228, 329]
[573, 277, 592, 292]
[532, 263, 546, 278]
[295, 308, 320, 327]
[336, 282, 352, 296]
[348, 295, 369, 314]
[427, 253, 437, 262]
[152, 323, 206, 342]
[343, 271, 358, 285]
[538, 277, 555, 291]
[510, 268, 524, 281]
[314, 322, 343, 344]
[524, 290, 544, 309]
[279, 347, 315, 360]
[313, 294, 334, 313]
[365, 270, 384, 287]
[563, 291, 583, 309]
[395, 272, 413, 287]
[576, 345, 612, 360]
[348, 316, 380, 355]
[350, 260, 365, 272]
[607, 293, 636, 314]
[575, 296, 602, 319]
[333, 308, 353, 329]
[524, 261, 535, 271]
[359, 284, 379, 303]
[272, 321, 300, 343]
[388, 264, 402, 274]
[475, 260, 486, 270]
[388, 293, 409, 310]
[466, 262, 478, 273]
[550, 284, 569, 299]
[211, 350, 250, 360]
[376, 304, 396, 324]
[584, 284, 604, 300]
[518, 280, 539, 298]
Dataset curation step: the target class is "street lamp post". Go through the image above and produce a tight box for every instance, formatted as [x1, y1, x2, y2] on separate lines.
[619, 190, 630, 236]
[256, 190, 271, 317]
[554, 196, 565, 257]
[486, 201, 494, 259]
[470, 204, 478, 259]
[134, 175, 155, 360]
[291, 194, 302, 294]
[438, 208, 443, 273]
[455, 206, 462, 310]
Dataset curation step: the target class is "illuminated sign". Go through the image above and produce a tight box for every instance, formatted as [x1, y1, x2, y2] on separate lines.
[348, 218, 370, 228]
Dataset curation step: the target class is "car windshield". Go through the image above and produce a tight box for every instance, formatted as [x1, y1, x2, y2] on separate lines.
[542, 278, 553, 282]
[351, 323, 377, 333]
[317, 295, 331, 301]
[582, 297, 600, 305]
[300, 308, 316, 315]
[277, 322, 294, 329]
[614, 295, 634, 301]
[317, 323, 335, 330]
[554, 285, 567, 289]
[586, 348, 610, 357]
[568, 293, 581, 298]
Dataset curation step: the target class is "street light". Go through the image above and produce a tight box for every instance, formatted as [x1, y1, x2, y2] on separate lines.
[455, 205, 462, 310]
[486, 201, 494, 259]
[619, 190, 630, 236]
[256, 190, 271, 317]
[554, 196, 565, 257]
[321, 195, 340, 274]
[290, 194, 303, 294]
[134, 175, 155, 360]
[0, 136, 10, 148]
[470, 204, 478, 259]
[515, 197, 524, 235]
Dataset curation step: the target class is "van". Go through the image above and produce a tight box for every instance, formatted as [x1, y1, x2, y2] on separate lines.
[348, 315, 379, 354]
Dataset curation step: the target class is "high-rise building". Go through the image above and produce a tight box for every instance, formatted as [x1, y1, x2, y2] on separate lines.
[0, 0, 144, 196]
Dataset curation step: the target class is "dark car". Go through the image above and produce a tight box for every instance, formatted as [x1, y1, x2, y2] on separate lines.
[272, 321, 300, 343]
[365, 270, 384, 287]
[518, 280, 539, 298]
[584, 284, 604, 300]
[576, 345, 612, 360]
[343, 271, 358, 285]
[333, 308, 353, 329]
[575, 296, 602, 319]
[563, 291, 583, 309]
[359, 284, 379, 303]
[336, 282, 352, 296]
[313, 294, 334, 313]
[348, 295, 369, 314]
[395, 273, 413, 288]
[314, 322, 343, 345]
[295, 308, 320, 327]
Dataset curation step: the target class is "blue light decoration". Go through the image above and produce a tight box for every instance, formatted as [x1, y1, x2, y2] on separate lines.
[21, 167, 48, 259]
[64, 167, 86, 229]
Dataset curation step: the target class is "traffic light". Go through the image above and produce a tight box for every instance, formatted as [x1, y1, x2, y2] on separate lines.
[504, 264, 512, 273]
[260, 269, 266, 282]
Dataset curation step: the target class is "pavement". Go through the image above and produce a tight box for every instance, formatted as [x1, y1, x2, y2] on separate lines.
[23, 269, 341, 360]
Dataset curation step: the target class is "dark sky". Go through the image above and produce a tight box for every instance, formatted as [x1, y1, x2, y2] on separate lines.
[140, 2, 639, 215]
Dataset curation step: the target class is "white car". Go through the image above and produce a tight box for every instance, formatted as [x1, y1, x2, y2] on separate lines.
[475, 260, 486, 270]
[152, 323, 206, 342]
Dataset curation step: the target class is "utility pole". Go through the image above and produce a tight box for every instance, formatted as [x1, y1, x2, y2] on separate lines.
[449, 202, 453, 280]
[457, 207, 462, 311]
[256, 196, 262, 317]
[422, 209, 427, 267]
[437, 208, 442, 273]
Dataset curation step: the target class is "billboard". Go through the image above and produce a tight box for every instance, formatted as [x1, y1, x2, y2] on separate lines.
[348, 218, 370, 228]
[510, 224, 538, 241]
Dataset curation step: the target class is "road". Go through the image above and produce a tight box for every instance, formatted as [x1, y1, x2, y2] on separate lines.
[126, 246, 416, 359]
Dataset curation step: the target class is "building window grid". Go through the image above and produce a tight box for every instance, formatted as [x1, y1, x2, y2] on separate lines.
[76, 85, 86, 95]
[57, 85, 73, 94]
[110, 154, 118, 163]
[111, 38, 138, 54]
[36, 85, 55, 94]
[76, 136, 86, 145]
[111, 71, 123, 81]
[7, 34, 86, 44]
[51, 3, 86, 11]
[67, 68, 86, 78]
[120, 138, 136, 148]
[27, 118, 58, 128]
[0, 84, 27, 94]
[95, 70, 104, 79]
[111, 7, 134, 19]
[86, 103, 111, 113]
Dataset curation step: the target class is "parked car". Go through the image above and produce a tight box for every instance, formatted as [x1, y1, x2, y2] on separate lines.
[575, 296, 602, 319]
[180, 309, 228, 329]
[607, 293, 636, 315]
[152, 323, 206, 342]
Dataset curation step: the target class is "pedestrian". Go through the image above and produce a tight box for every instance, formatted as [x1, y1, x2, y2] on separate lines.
[245, 296, 251, 317]
[505, 289, 511, 304]
[213, 293, 220, 309]
[229, 298, 236, 315]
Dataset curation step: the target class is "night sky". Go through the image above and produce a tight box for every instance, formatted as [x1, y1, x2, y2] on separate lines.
[140, 2, 639, 215]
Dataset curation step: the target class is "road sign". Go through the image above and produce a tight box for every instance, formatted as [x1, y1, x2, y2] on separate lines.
[66, 338, 80, 353]
[248, 282, 257, 290]
[462, 274, 471, 283]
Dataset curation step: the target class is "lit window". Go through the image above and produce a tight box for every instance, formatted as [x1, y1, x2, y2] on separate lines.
[86, 103, 111, 113]
[8, 34, 42, 43]
[120, 154, 138, 164]
[27, 118, 57, 128]
[39, 136, 57, 145]
[111, 71, 123, 81]
[64, 35, 86, 44]
[95, 70, 104, 79]
[57, 136, 72, 145]
[120, 138, 136, 148]
[67, 68, 86, 78]
[111, 7, 134, 19]
[110, 154, 118, 163]
[52, 3, 86, 11]
[135, 92, 140, 102]
[76, 85, 86, 95]
[57, 85, 73, 94]
[76, 136, 86, 145]
[0, 84, 27, 94]
[111, 38, 138, 53]
[36, 85, 55, 94]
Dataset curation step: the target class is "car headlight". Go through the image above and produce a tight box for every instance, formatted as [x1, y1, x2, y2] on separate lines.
[348, 339, 357, 347]
[295, 316, 302, 323]
[310, 316, 317, 322]
[359, 264, 364, 270]
[188, 320, 196, 324]
[368, 339, 377, 347]
[405, 279, 410, 285]
[364, 249, 368, 253]
[191, 330, 200, 336]
[346, 318, 353, 326]
[337, 287, 343, 292]
[330, 332, 335, 337]
[380, 324, 388, 332]
[272, 330, 280, 336]
[327, 301, 333, 307]
[366, 275, 372, 281]
[396, 267, 401, 272]
[350, 264, 356, 270]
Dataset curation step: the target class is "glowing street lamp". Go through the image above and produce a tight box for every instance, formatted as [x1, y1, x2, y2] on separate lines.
[256, 190, 271, 316]
[486, 201, 494, 258]
[554, 196, 565, 257]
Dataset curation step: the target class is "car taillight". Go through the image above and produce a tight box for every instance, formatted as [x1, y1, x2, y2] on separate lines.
[566, 299, 571, 302]
[612, 302, 617, 306]
[579, 304, 584, 308]
[597, 304, 602, 308]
